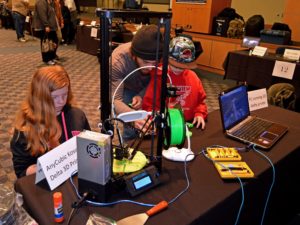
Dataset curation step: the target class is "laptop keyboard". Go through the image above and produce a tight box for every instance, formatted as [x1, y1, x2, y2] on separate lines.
[232, 118, 273, 142]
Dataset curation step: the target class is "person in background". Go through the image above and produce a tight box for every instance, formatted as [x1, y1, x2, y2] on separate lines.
[33, 0, 59, 65]
[12, 0, 29, 42]
[142, 35, 208, 129]
[53, 0, 63, 49]
[73, 0, 79, 14]
[11, 66, 91, 178]
[111, 24, 163, 140]
[64, 0, 77, 44]
[0, 0, 14, 29]
[59, 0, 70, 45]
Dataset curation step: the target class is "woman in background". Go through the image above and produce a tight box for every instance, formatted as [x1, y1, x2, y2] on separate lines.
[33, 0, 59, 65]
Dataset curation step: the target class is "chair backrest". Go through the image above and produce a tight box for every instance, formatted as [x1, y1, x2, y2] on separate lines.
[245, 15, 264, 37]
[267, 83, 296, 111]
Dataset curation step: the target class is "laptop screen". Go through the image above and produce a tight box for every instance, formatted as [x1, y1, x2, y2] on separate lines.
[241, 36, 260, 48]
[219, 85, 250, 130]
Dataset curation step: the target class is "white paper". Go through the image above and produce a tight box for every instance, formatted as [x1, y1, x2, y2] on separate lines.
[283, 49, 300, 61]
[35, 160, 45, 184]
[35, 136, 78, 190]
[90, 28, 98, 38]
[251, 46, 267, 57]
[272, 60, 295, 80]
[248, 88, 268, 111]
[90, 21, 97, 26]
[25, 16, 30, 23]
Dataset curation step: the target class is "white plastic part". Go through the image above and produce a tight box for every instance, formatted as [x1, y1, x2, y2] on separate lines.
[162, 147, 195, 162]
[162, 125, 195, 162]
[117, 110, 151, 123]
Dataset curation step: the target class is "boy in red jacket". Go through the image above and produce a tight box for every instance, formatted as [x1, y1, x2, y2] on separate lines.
[142, 35, 207, 129]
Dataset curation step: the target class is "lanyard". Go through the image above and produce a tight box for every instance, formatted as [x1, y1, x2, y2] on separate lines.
[61, 111, 69, 141]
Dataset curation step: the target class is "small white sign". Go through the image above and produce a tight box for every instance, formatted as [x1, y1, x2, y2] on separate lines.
[283, 49, 300, 61]
[90, 20, 97, 26]
[90, 28, 98, 38]
[251, 46, 268, 57]
[272, 60, 295, 80]
[25, 16, 30, 23]
[248, 88, 268, 111]
[35, 136, 78, 190]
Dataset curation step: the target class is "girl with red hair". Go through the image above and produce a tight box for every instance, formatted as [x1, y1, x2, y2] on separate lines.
[11, 65, 90, 178]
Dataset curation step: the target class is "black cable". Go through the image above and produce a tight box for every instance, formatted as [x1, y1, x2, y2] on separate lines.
[67, 192, 89, 225]
[66, 208, 76, 225]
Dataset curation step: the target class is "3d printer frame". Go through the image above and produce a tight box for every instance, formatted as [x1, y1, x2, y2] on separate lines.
[96, 9, 172, 171]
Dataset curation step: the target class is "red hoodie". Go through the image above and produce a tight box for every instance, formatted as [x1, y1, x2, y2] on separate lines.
[142, 67, 208, 121]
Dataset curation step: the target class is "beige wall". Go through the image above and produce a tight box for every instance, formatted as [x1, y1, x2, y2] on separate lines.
[96, 0, 170, 11]
[143, 3, 170, 11]
[231, 0, 285, 24]
[28, 0, 286, 25]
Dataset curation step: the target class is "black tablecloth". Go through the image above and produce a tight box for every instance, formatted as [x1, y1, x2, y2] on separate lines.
[76, 25, 100, 56]
[15, 106, 300, 225]
[224, 50, 300, 97]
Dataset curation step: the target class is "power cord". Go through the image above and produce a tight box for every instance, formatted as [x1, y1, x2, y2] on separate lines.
[251, 145, 276, 225]
[67, 192, 89, 225]
[203, 146, 245, 225]
[168, 150, 205, 204]
[68, 149, 199, 209]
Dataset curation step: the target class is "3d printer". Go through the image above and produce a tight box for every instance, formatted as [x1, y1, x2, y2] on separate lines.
[77, 9, 188, 202]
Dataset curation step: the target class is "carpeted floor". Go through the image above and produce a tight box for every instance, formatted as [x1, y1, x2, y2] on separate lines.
[0, 28, 235, 189]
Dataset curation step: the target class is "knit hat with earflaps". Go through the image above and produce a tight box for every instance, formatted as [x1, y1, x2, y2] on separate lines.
[131, 25, 163, 60]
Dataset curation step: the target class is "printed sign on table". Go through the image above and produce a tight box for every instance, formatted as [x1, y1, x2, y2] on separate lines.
[35, 136, 77, 190]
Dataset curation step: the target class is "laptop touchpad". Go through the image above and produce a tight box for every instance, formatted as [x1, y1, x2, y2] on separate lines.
[260, 131, 278, 141]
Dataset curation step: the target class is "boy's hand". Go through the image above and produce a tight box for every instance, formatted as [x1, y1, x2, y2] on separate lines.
[131, 96, 142, 110]
[193, 116, 205, 129]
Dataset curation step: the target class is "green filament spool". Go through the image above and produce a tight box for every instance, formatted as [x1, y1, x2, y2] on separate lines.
[164, 108, 186, 149]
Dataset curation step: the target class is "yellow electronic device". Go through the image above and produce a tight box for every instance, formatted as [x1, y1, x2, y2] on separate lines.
[214, 161, 255, 179]
[206, 147, 242, 161]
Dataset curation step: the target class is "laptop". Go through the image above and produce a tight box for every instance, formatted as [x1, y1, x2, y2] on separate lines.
[218, 85, 288, 149]
[241, 36, 261, 49]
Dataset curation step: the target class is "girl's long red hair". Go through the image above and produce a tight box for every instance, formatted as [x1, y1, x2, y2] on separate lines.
[14, 65, 73, 156]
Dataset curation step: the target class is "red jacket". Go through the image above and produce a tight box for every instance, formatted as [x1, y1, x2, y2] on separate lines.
[142, 67, 208, 121]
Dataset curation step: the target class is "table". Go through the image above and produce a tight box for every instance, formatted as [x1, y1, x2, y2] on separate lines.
[76, 25, 131, 56]
[223, 50, 300, 97]
[76, 25, 100, 56]
[15, 106, 300, 225]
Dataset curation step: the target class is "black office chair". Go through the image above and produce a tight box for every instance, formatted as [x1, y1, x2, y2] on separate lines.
[123, 0, 143, 9]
